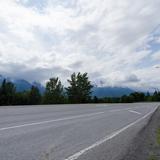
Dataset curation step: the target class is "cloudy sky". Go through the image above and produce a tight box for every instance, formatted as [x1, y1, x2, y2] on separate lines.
[0, 0, 160, 90]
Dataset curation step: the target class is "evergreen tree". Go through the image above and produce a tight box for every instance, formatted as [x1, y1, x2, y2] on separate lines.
[14, 92, 29, 105]
[28, 86, 41, 105]
[0, 79, 16, 105]
[44, 77, 64, 104]
[66, 72, 93, 103]
[152, 91, 160, 101]
[93, 96, 98, 103]
[130, 92, 145, 102]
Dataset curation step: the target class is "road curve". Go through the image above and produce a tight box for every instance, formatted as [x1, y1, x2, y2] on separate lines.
[0, 103, 159, 160]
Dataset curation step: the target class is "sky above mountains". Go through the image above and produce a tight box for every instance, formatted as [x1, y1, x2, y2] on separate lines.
[0, 0, 160, 91]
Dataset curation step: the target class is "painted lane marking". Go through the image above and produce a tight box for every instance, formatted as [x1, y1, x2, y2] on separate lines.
[0, 112, 104, 131]
[109, 108, 131, 112]
[109, 105, 151, 113]
[65, 107, 158, 160]
[128, 110, 142, 115]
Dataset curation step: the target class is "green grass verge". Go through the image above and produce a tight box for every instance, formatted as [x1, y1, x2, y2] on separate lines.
[157, 128, 160, 145]
[148, 155, 157, 160]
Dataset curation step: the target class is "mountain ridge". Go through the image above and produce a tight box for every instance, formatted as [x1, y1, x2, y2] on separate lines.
[92, 86, 135, 98]
[0, 75, 44, 93]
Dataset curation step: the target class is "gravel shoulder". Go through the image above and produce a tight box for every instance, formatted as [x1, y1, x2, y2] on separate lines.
[122, 106, 160, 160]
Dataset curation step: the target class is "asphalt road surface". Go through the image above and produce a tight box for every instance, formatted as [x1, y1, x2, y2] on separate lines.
[0, 103, 159, 160]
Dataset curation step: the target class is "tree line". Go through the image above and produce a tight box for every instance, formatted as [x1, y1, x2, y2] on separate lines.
[93, 91, 160, 103]
[0, 72, 93, 105]
[0, 72, 160, 106]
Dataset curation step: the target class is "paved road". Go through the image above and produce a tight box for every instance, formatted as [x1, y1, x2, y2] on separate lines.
[0, 103, 159, 160]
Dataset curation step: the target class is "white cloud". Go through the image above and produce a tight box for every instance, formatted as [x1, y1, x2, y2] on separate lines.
[0, 0, 160, 90]
[152, 51, 160, 61]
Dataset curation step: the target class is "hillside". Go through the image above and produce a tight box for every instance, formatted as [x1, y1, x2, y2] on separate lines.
[92, 87, 134, 98]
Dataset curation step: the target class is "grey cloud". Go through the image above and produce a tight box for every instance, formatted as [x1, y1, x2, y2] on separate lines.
[124, 74, 140, 83]
[68, 61, 83, 69]
[0, 62, 71, 83]
[33, 27, 62, 49]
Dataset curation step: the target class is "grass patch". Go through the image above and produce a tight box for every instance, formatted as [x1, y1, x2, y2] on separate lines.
[157, 128, 160, 145]
[148, 155, 157, 160]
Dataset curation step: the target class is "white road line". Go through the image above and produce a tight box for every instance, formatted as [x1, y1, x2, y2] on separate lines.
[0, 112, 104, 131]
[128, 110, 142, 115]
[109, 108, 130, 112]
[109, 106, 149, 113]
[65, 107, 158, 160]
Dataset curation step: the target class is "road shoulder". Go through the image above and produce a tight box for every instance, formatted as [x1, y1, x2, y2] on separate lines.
[122, 106, 160, 160]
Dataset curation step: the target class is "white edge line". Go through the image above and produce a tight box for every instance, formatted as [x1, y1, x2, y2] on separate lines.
[128, 110, 142, 115]
[65, 106, 158, 160]
[109, 105, 148, 113]
[109, 107, 137, 112]
[0, 112, 104, 131]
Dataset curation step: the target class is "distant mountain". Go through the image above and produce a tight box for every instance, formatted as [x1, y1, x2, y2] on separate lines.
[12, 79, 32, 92]
[92, 87, 135, 98]
[0, 75, 45, 93]
[32, 82, 45, 94]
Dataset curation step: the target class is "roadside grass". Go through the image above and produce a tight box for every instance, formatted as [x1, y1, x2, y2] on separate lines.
[157, 128, 160, 146]
[148, 128, 160, 160]
[148, 155, 157, 160]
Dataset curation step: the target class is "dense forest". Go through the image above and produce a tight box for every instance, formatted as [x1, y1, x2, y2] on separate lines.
[0, 72, 160, 106]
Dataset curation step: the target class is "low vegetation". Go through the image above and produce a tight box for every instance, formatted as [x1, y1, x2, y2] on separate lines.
[0, 72, 160, 106]
[147, 124, 160, 160]
[157, 128, 160, 145]
[148, 155, 157, 160]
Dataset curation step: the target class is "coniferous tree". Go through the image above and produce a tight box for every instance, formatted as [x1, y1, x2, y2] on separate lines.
[28, 86, 41, 105]
[152, 91, 160, 101]
[0, 79, 16, 105]
[44, 77, 64, 104]
[14, 92, 30, 105]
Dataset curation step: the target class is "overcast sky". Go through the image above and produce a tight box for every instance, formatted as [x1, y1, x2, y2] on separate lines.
[0, 0, 160, 90]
